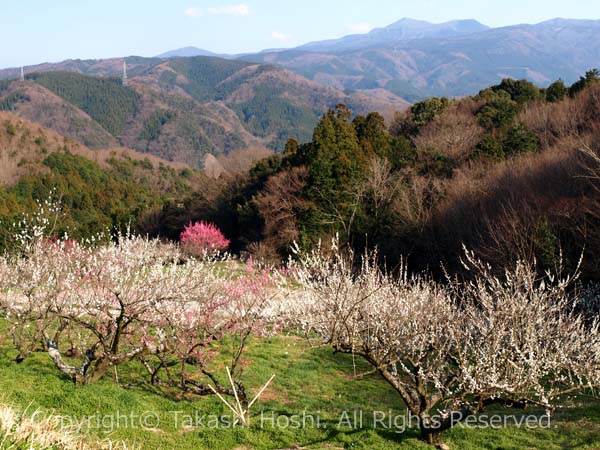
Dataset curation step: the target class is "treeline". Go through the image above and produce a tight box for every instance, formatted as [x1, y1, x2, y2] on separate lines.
[147, 70, 600, 280]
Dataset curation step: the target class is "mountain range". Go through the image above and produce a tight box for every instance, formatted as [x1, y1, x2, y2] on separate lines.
[1, 17, 599, 168]
[153, 17, 600, 102]
[0, 57, 407, 167]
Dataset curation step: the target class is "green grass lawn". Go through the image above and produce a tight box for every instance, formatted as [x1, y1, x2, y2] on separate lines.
[0, 331, 599, 450]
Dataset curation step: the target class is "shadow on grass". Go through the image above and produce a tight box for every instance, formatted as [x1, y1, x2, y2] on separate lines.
[258, 406, 424, 449]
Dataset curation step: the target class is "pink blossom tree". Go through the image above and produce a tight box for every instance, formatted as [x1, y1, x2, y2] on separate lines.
[180, 221, 230, 257]
[143, 262, 280, 402]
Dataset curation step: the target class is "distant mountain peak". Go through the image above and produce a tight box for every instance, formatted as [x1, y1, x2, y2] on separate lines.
[537, 17, 599, 26]
[296, 17, 490, 53]
[157, 47, 221, 59]
[386, 17, 431, 28]
[380, 17, 489, 35]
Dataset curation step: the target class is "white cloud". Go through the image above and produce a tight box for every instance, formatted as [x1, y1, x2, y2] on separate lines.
[184, 7, 202, 17]
[348, 22, 374, 33]
[271, 31, 292, 43]
[207, 4, 250, 16]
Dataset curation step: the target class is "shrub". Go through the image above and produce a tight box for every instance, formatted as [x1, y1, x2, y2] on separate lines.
[474, 134, 505, 160]
[546, 79, 568, 102]
[180, 221, 230, 256]
[4, 121, 15, 136]
[477, 97, 518, 130]
[502, 124, 540, 156]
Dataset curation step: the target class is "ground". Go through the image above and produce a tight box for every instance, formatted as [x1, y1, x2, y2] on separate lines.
[0, 329, 599, 450]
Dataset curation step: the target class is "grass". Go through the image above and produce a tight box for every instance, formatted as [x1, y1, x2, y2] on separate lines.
[0, 329, 599, 449]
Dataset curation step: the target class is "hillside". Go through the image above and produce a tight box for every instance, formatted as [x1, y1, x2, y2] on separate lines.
[0, 56, 409, 166]
[148, 74, 600, 281]
[0, 79, 118, 148]
[0, 111, 208, 245]
[0, 110, 203, 186]
[239, 18, 600, 102]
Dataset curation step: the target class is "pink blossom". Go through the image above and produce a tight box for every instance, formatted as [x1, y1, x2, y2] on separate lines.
[180, 221, 230, 257]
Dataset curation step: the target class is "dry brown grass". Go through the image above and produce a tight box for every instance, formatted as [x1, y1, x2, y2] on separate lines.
[0, 403, 135, 450]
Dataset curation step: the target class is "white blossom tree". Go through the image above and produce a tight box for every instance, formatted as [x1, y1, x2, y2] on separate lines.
[1, 210, 279, 402]
[286, 241, 600, 448]
[0, 199, 76, 362]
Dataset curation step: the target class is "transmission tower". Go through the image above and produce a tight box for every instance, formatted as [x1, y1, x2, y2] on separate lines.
[122, 60, 128, 86]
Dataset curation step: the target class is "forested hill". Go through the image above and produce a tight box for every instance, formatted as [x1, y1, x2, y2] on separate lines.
[0, 111, 206, 249]
[2, 72, 600, 281]
[148, 72, 600, 281]
[0, 56, 409, 167]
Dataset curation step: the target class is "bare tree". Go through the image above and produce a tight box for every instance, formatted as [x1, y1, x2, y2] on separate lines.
[360, 157, 402, 228]
[254, 166, 309, 254]
[413, 110, 484, 162]
[580, 145, 600, 186]
[144, 261, 279, 402]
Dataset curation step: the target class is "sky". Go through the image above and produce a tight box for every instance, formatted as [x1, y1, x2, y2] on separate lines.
[2, 0, 600, 69]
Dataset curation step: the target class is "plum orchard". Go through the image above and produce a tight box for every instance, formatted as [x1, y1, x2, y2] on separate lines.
[285, 241, 600, 448]
[1, 203, 599, 449]
[0, 208, 279, 404]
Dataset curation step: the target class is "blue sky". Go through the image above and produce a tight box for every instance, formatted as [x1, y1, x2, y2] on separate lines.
[2, 0, 600, 69]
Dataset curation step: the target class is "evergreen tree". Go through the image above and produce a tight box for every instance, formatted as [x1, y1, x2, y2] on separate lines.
[490, 78, 542, 104]
[502, 124, 539, 156]
[569, 68, 600, 96]
[308, 104, 365, 196]
[353, 112, 391, 159]
[305, 104, 368, 237]
[410, 97, 449, 131]
[546, 79, 568, 102]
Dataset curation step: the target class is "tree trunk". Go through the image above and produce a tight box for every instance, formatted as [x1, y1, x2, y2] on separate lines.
[85, 357, 112, 384]
[418, 407, 472, 449]
[420, 427, 450, 449]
